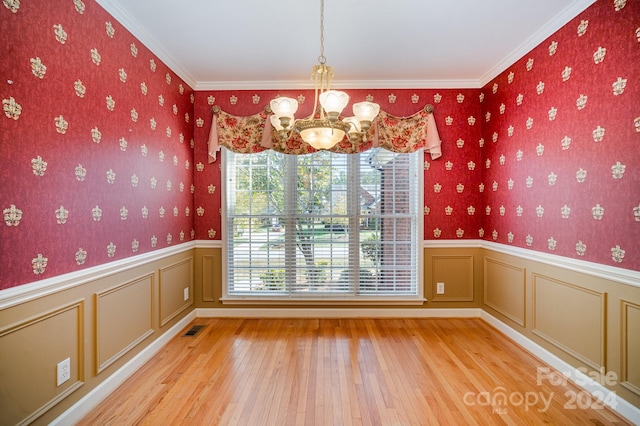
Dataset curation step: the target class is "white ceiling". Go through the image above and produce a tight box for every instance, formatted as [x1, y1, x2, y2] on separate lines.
[96, 0, 595, 90]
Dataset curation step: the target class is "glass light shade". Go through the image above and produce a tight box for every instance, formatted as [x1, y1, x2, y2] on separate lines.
[270, 97, 298, 119]
[300, 126, 345, 150]
[342, 117, 361, 134]
[319, 90, 349, 115]
[353, 101, 380, 122]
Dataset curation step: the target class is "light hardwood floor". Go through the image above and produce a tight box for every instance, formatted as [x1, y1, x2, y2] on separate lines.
[79, 318, 631, 425]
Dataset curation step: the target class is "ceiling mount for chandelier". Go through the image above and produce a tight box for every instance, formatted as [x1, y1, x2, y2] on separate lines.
[269, 0, 380, 150]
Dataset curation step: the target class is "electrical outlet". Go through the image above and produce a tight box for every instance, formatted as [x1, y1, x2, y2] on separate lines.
[57, 358, 70, 386]
[183, 287, 189, 301]
[436, 282, 445, 294]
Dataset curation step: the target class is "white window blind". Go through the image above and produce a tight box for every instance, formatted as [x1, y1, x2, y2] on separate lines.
[224, 149, 421, 299]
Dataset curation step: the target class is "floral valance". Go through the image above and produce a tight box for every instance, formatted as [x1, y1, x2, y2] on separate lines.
[208, 105, 442, 162]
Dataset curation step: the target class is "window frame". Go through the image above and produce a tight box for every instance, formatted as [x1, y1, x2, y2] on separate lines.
[220, 148, 425, 305]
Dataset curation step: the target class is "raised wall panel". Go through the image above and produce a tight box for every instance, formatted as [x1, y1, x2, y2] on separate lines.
[95, 274, 154, 374]
[483, 257, 526, 326]
[0, 300, 84, 426]
[621, 300, 640, 396]
[431, 255, 474, 302]
[159, 257, 194, 326]
[532, 274, 606, 371]
[202, 254, 219, 302]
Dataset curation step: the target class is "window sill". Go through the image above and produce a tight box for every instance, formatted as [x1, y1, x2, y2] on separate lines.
[219, 297, 427, 306]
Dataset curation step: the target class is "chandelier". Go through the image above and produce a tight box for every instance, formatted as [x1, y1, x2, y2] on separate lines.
[269, 0, 380, 150]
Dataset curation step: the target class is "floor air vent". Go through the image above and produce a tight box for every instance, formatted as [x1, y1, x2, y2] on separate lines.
[183, 325, 204, 337]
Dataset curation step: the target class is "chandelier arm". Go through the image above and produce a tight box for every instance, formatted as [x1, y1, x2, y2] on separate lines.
[318, 69, 326, 120]
[311, 69, 321, 120]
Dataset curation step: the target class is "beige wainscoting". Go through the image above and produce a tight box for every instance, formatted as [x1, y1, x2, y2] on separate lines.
[0, 300, 84, 425]
[481, 246, 640, 410]
[194, 246, 484, 310]
[531, 273, 606, 371]
[483, 256, 526, 326]
[418, 246, 483, 308]
[95, 274, 155, 374]
[0, 248, 194, 426]
[196, 248, 221, 303]
[2, 242, 639, 424]
[429, 254, 475, 302]
[159, 258, 194, 326]
[621, 299, 640, 397]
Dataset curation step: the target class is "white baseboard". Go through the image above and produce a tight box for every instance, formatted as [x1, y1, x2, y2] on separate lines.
[50, 311, 196, 426]
[480, 310, 640, 425]
[195, 307, 483, 318]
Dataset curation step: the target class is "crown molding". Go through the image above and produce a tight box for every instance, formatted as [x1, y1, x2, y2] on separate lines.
[94, 0, 197, 90]
[479, 0, 596, 87]
[96, 0, 595, 92]
[194, 79, 483, 91]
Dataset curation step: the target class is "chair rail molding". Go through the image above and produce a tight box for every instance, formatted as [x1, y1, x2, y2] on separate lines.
[424, 239, 640, 288]
[0, 242, 196, 310]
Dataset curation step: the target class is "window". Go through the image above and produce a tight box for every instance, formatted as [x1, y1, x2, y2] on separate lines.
[222, 148, 423, 302]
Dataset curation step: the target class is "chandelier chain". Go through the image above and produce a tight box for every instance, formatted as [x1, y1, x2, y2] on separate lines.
[318, 0, 326, 64]
[269, 0, 380, 150]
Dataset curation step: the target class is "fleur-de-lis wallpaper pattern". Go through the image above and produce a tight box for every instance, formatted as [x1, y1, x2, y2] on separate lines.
[481, 0, 639, 269]
[1, 0, 638, 290]
[192, 88, 484, 247]
[1, 0, 194, 288]
[193, 0, 639, 271]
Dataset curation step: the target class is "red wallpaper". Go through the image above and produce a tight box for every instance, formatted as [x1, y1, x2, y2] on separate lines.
[481, 0, 639, 270]
[2, 0, 637, 291]
[192, 89, 484, 242]
[1, 0, 195, 289]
